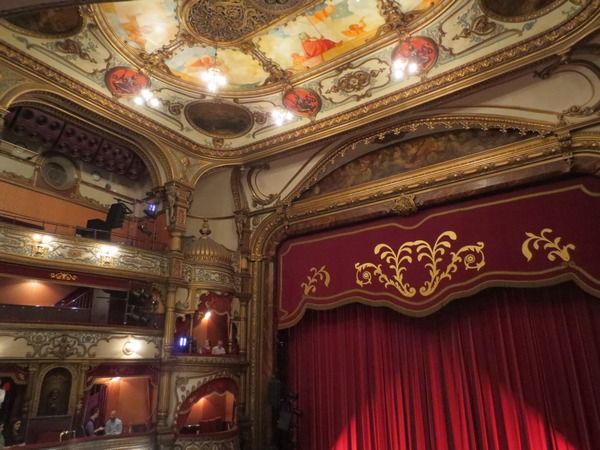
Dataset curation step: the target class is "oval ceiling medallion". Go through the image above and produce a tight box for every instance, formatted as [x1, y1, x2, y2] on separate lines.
[282, 88, 322, 119]
[478, 0, 562, 21]
[105, 67, 150, 97]
[185, 101, 254, 138]
[2, 6, 83, 37]
[392, 36, 439, 75]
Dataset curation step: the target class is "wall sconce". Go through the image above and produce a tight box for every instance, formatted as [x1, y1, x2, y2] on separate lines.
[32, 233, 52, 257]
[122, 340, 140, 356]
[197, 311, 211, 320]
[99, 245, 119, 266]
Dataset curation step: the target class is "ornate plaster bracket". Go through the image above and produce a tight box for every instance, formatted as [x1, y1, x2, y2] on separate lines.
[247, 164, 280, 207]
[387, 194, 419, 216]
[534, 52, 571, 80]
[554, 132, 573, 165]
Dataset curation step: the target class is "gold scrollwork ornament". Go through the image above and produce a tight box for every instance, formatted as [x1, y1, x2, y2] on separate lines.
[355, 231, 485, 297]
[301, 266, 331, 296]
[521, 228, 574, 263]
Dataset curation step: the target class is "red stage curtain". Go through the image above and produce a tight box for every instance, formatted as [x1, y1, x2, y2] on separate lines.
[287, 282, 600, 450]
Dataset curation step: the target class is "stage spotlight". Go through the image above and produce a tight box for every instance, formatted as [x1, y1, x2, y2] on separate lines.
[143, 202, 158, 218]
[178, 337, 188, 351]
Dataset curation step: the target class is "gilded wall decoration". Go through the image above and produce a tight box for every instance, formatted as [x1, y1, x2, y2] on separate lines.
[173, 435, 238, 450]
[0, 225, 34, 257]
[0, 224, 168, 277]
[438, 2, 527, 58]
[522, 228, 575, 263]
[301, 266, 330, 296]
[320, 59, 389, 104]
[50, 272, 78, 281]
[388, 194, 419, 217]
[355, 231, 485, 297]
[191, 267, 236, 290]
[12, 332, 101, 359]
[52, 38, 97, 64]
[453, 15, 497, 41]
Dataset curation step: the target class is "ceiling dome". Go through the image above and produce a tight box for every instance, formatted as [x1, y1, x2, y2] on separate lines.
[184, 220, 232, 269]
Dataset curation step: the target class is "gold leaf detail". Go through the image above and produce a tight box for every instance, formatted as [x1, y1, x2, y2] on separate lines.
[301, 266, 331, 296]
[50, 272, 78, 281]
[355, 231, 485, 297]
[522, 228, 575, 262]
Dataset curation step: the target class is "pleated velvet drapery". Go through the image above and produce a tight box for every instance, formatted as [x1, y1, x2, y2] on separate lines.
[287, 283, 600, 450]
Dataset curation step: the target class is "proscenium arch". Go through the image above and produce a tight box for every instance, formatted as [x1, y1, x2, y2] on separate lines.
[283, 114, 555, 204]
[246, 126, 600, 446]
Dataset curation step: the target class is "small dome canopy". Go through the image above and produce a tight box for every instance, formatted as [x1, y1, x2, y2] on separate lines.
[184, 219, 232, 269]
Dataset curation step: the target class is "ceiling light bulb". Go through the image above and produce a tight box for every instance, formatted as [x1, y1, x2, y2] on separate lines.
[133, 96, 144, 105]
[149, 97, 160, 108]
[201, 67, 227, 93]
[141, 89, 153, 101]
[392, 59, 408, 79]
[271, 107, 294, 126]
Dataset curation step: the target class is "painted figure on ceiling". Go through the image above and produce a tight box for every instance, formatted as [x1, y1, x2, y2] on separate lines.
[299, 32, 342, 58]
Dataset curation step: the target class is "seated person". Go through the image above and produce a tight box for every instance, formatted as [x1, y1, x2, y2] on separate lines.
[85, 408, 104, 436]
[105, 410, 123, 435]
[202, 339, 211, 354]
[5, 419, 25, 447]
[211, 339, 226, 355]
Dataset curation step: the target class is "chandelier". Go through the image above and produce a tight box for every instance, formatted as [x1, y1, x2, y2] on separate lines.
[201, 44, 227, 93]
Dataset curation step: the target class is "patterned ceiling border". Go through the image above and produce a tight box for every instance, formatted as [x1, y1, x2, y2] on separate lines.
[0, 0, 598, 161]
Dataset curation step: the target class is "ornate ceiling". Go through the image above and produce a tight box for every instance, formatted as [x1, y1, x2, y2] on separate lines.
[0, 0, 598, 169]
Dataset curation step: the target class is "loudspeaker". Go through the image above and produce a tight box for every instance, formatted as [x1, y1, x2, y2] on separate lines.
[268, 378, 281, 409]
[105, 202, 131, 229]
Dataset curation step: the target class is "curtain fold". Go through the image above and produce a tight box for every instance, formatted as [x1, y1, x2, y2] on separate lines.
[287, 283, 600, 450]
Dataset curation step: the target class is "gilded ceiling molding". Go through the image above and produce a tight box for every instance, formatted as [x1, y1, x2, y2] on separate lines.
[4, 2, 598, 161]
[0, 43, 216, 156]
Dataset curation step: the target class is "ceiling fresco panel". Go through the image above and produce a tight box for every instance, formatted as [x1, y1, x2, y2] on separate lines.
[0, 0, 597, 159]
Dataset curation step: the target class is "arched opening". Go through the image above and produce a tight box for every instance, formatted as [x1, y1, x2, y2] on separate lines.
[177, 378, 238, 435]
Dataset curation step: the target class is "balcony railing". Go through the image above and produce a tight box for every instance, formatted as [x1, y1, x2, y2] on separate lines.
[0, 303, 165, 329]
[0, 210, 167, 252]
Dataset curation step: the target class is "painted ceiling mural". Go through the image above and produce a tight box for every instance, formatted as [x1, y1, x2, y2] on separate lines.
[0, 0, 591, 155]
[301, 128, 532, 198]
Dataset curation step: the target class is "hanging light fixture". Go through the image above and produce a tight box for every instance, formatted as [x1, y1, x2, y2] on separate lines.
[270, 106, 294, 126]
[201, 44, 227, 93]
[133, 89, 160, 108]
[392, 57, 419, 80]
